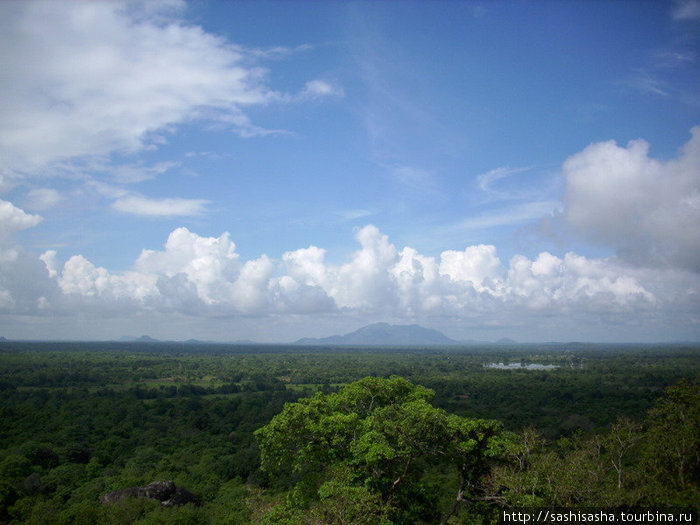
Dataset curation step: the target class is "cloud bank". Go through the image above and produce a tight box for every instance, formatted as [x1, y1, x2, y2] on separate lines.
[0, 218, 693, 340]
[41, 224, 679, 316]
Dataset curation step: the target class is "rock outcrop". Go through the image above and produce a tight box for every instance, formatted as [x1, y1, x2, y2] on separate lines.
[100, 480, 200, 507]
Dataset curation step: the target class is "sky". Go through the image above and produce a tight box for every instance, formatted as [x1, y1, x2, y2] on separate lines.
[0, 0, 699, 343]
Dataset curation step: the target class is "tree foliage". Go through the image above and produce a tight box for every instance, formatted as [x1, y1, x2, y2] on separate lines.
[490, 379, 699, 511]
[256, 376, 511, 524]
[0, 342, 697, 523]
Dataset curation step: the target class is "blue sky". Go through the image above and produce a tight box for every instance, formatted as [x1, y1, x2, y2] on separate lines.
[1, 0, 699, 342]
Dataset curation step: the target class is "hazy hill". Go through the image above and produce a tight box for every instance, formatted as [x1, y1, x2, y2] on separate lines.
[118, 335, 161, 343]
[495, 337, 519, 345]
[295, 322, 458, 346]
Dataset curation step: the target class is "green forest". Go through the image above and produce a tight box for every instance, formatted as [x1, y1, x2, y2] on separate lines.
[0, 341, 697, 524]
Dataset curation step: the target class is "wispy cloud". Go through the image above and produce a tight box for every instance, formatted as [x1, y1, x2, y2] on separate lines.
[476, 166, 533, 194]
[338, 209, 374, 221]
[621, 6, 699, 103]
[108, 162, 181, 184]
[248, 43, 314, 60]
[25, 188, 63, 211]
[625, 71, 670, 97]
[651, 50, 696, 69]
[301, 79, 344, 99]
[672, 0, 700, 20]
[389, 166, 442, 196]
[349, 10, 459, 187]
[111, 195, 209, 217]
[448, 201, 560, 232]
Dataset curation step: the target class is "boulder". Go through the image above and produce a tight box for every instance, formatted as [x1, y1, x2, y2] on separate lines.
[101, 481, 200, 507]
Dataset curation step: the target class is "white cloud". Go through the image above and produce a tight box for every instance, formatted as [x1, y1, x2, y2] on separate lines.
[111, 195, 209, 217]
[59, 255, 156, 300]
[390, 247, 442, 313]
[338, 209, 374, 221]
[562, 127, 700, 271]
[0, 1, 246, 175]
[0, 0, 333, 182]
[300, 79, 344, 99]
[283, 245, 329, 288]
[0, 200, 43, 242]
[230, 256, 275, 313]
[0, 205, 60, 314]
[109, 162, 181, 183]
[625, 72, 671, 97]
[476, 166, 532, 194]
[451, 201, 560, 231]
[272, 275, 336, 314]
[332, 225, 399, 310]
[439, 245, 505, 294]
[507, 252, 656, 310]
[29, 224, 690, 316]
[135, 227, 240, 305]
[39, 250, 59, 279]
[0, 222, 697, 340]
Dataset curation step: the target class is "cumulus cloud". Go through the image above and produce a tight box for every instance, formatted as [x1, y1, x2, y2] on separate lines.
[0, 202, 58, 313]
[135, 227, 240, 305]
[35, 224, 690, 321]
[39, 251, 59, 279]
[439, 245, 505, 294]
[283, 245, 329, 288]
[390, 246, 442, 313]
[507, 252, 656, 310]
[0, 200, 43, 242]
[59, 255, 156, 301]
[331, 226, 399, 310]
[0, 219, 696, 339]
[0, 248, 59, 314]
[562, 127, 700, 271]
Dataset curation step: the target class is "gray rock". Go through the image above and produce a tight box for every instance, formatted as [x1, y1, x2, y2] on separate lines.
[101, 480, 200, 507]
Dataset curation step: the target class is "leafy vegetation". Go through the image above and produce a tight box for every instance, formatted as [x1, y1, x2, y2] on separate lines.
[0, 341, 697, 523]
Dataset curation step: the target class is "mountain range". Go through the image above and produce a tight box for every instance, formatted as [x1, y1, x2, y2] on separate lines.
[112, 324, 517, 346]
[295, 323, 460, 346]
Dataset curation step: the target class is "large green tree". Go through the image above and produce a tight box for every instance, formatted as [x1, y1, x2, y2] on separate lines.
[255, 376, 511, 524]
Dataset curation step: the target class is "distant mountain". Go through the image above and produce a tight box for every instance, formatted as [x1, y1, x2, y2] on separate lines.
[295, 322, 458, 346]
[184, 339, 260, 345]
[495, 337, 518, 345]
[118, 335, 161, 343]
